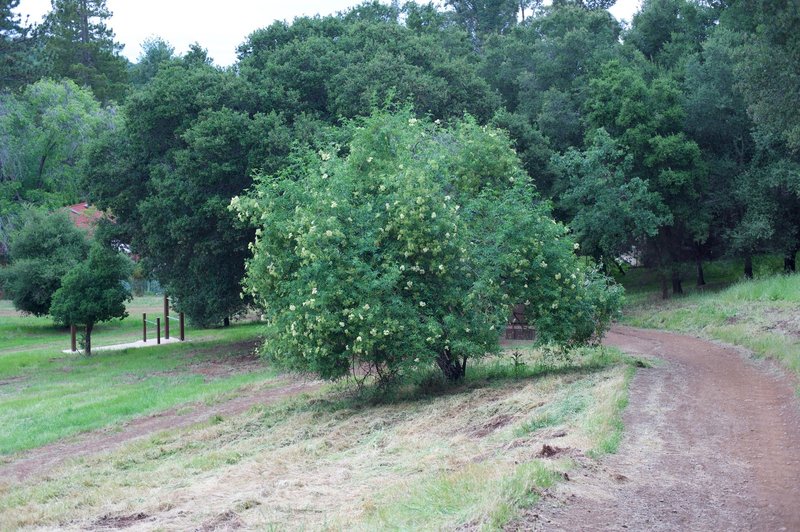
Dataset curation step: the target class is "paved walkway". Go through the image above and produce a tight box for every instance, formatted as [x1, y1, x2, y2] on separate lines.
[62, 337, 184, 353]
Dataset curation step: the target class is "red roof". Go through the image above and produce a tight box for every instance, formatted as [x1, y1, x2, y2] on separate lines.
[65, 203, 104, 231]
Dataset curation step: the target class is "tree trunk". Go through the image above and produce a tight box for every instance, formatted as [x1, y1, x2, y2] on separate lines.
[671, 269, 683, 296]
[436, 347, 466, 381]
[223, 316, 230, 327]
[785, 251, 797, 274]
[696, 256, 706, 287]
[744, 255, 753, 279]
[660, 274, 670, 300]
[85, 322, 93, 356]
[37, 153, 48, 183]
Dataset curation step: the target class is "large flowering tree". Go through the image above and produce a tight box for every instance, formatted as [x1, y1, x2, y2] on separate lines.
[232, 111, 622, 383]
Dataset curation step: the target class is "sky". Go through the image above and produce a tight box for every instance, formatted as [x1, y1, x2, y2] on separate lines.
[15, 0, 642, 66]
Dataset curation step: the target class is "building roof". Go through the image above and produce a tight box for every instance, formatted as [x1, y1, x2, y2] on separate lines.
[65, 202, 104, 231]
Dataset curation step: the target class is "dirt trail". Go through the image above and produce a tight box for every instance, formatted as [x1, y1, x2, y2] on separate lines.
[0, 378, 322, 482]
[523, 325, 800, 531]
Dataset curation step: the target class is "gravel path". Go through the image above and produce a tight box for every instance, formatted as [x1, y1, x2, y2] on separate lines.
[521, 325, 800, 531]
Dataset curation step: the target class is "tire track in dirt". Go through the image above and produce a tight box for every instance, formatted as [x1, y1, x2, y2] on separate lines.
[519, 325, 800, 531]
[0, 378, 323, 482]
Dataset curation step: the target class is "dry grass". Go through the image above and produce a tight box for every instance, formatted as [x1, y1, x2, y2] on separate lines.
[0, 347, 634, 530]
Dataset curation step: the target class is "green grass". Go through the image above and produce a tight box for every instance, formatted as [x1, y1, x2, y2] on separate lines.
[622, 272, 800, 377]
[0, 299, 276, 455]
[615, 254, 784, 305]
[0, 340, 639, 530]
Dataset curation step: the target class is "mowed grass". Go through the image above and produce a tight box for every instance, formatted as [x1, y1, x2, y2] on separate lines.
[623, 272, 800, 377]
[0, 345, 640, 530]
[0, 299, 276, 455]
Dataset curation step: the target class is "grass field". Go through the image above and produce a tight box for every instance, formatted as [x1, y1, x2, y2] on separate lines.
[0, 298, 639, 529]
[0, 299, 276, 455]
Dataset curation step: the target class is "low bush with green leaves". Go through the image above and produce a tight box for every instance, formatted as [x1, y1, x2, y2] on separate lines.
[232, 110, 622, 384]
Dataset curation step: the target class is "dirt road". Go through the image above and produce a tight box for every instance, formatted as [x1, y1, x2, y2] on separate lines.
[524, 325, 800, 531]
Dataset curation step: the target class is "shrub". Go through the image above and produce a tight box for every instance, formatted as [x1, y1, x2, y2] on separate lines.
[0, 209, 89, 316]
[232, 110, 622, 383]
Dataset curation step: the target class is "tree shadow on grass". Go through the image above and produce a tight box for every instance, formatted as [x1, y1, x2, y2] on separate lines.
[264, 346, 643, 424]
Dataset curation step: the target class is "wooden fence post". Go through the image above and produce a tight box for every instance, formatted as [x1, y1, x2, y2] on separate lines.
[179, 312, 185, 341]
[156, 317, 161, 345]
[143, 313, 147, 342]
[163, 294, 170, 339]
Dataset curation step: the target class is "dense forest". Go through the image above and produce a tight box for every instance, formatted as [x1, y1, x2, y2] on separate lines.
[1, 0, 799, 327]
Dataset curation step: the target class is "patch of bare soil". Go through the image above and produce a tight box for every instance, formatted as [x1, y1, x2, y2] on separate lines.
[763, 308, 800, 339]
[0, 377, 323, 483]
[93, 511, 150, 529]
[513, 325, 800, 531]
[197, 510, 245, 531]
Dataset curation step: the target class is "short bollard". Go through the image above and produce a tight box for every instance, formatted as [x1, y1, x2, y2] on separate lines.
[157, 317, 161, 345]
[163, 294, 170, 339]
[179, 312, 185, 341]
[143, 313, 147, 342]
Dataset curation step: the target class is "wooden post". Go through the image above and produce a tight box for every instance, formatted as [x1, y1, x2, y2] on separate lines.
[143, 313, 147, 342]
[163, 294, 170, 339]
[179, 312, 185, 341]
[70, 324, 77, 352]
[157, 317, 161, 345]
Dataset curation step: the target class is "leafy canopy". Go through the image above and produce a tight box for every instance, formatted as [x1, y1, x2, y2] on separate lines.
[50, 243, 132, 353]
[232, 110, 622, 384]
[0, 209, 89, 316]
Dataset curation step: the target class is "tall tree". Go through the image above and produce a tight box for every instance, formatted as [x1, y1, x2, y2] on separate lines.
[683, 27, 755, 276]
[86, 57, 292, 326]
[129, 36, 175, 87]
[729, 0, 800, 153]
[445, 0, 530, 41]
[0, 78, 115, 207]
[0, 0, 40, 89]
[583, 59, 708, 295]
[40, 0, 128, 102]
[626, 0, 715, 71]
[237, 5, 499, 123]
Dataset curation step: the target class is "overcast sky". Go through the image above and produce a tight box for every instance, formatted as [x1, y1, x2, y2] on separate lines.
[15, 0, 642, 66]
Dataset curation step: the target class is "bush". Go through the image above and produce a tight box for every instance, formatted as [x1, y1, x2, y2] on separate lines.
[50, 243, 133, 354]
[0, 209, 89, 316]
[232, 110, 622, 384]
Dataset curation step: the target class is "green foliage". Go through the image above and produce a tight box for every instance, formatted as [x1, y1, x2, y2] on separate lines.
[1, 209, 89, 316]
[555, 129, 672, 262]
[0, 0, 41, 90]
[480, 4, 621, 191]
[50, 243, 132, 353]
[129, 36, 175, 87]
[582, 58, 708, 286]
[233, 110, 622, 384]
[86, 59, 286, 326]
[445, 0, 524, 40]
[0, 78, 115, 208]
[626, 0, 715, 70]
[237, 7, 499, 122]
[40, 0, 129, 103]
[728, 0, 800, 153]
